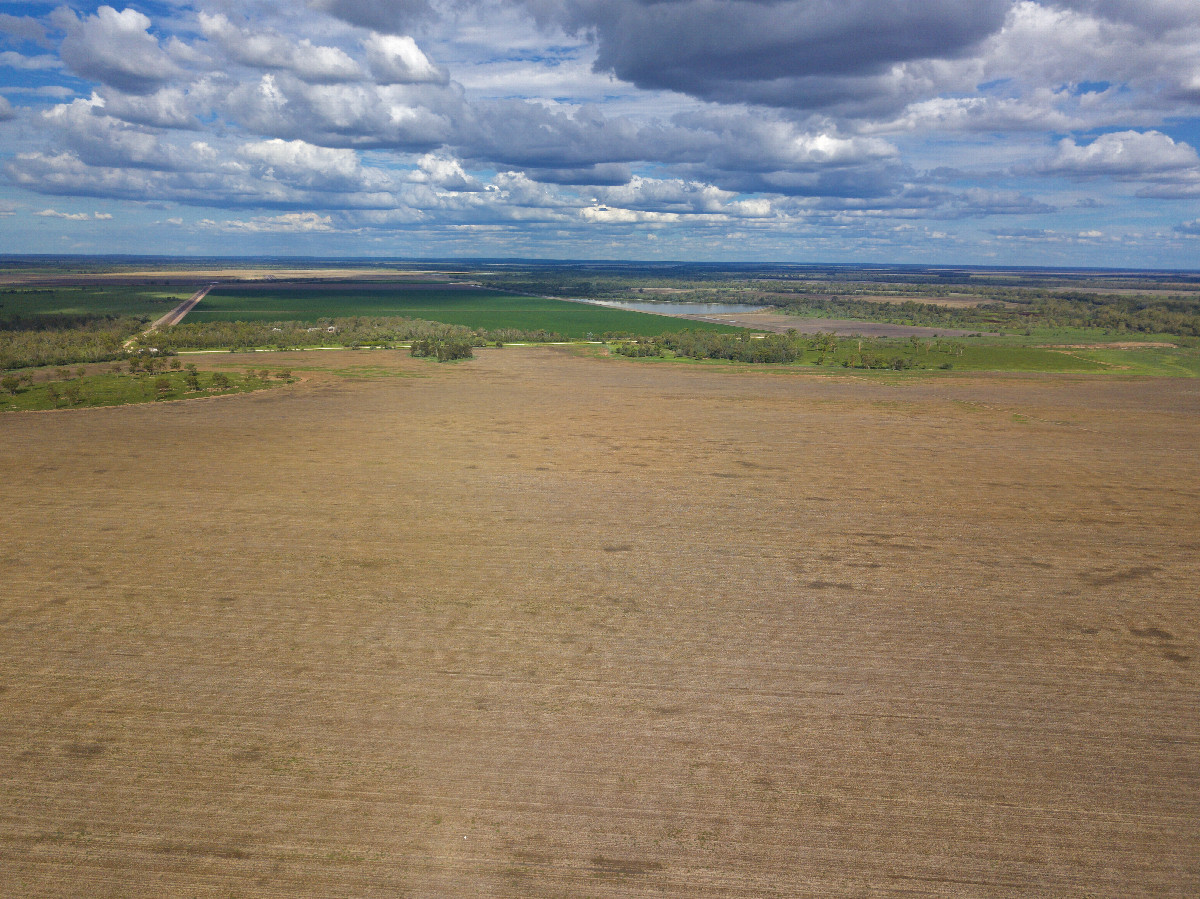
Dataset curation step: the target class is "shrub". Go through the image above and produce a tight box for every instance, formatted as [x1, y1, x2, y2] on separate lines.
[410, 337, 474, 362]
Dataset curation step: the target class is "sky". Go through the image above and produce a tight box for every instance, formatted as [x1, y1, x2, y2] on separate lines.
[0, 0, 1198, 265]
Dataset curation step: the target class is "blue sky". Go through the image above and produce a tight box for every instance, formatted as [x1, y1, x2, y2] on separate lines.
[1, 0, 1198, 265]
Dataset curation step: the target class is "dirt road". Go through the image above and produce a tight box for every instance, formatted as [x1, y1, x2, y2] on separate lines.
[124, 284, 215, 349]
[152, 283, 215, 329]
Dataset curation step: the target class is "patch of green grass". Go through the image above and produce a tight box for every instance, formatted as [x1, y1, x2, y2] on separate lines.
[189, 284, 742, 338]
[946, 344, 1111, 372]
[0, 286, 192, 320]
[0, 369, 285, 412]
[1068, 346, 1200, 377]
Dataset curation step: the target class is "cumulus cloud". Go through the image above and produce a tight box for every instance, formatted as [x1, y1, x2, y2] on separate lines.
[363, 34, 445, 84]
[98, 84, 212, 129]
[212, 211, 336, 232]
[0, 50, 60, 70]
[221, 73, 460, 150]
[4, 0, 1200, 262]
[237, 138, 396, 194]
[596, 176, 773, 218]
[34, 208, 111, 220]
[515, 0, 1010, 111]
[0, 12, 50, 48]
[308, 0, 434, 34]
[416, 154, 484, 191]
[56, 6, 183, 94]
[1174, 219, 1200, 236]
[198, 13, 362, 83]
[1036, 130, 1200, 176]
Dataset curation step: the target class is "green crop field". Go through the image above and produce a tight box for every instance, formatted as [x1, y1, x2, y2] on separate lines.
[188, 284, 742, 337]
[0, 286, 193, 320]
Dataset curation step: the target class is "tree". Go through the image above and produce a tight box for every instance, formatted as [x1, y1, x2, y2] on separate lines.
[155, 377, 171, 397]
[1, 375, 19, 395]
[211, 372, 230, 389]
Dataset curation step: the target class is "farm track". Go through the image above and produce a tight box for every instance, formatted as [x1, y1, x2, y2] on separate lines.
[0, 348, 1197, 897]
[124, 284, 214, 348]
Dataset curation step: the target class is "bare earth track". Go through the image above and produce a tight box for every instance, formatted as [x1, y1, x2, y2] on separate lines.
[124, 284, 214, 349]
[0, 349, 1197, 897]
[152, 283, 215, 328]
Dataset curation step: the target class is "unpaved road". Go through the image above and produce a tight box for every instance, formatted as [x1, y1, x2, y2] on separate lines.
[152, 283, 215, 329]
[124, 284, 215, 348]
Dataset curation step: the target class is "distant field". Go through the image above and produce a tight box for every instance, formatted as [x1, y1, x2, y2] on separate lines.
[189, 283, 742, 337]
[0, 286, 192, 319]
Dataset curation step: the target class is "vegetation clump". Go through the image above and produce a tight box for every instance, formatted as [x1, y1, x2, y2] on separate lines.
[0, 365, 282, 412]
[608, 330, 1090, 372]
[409, 337, 474, 362]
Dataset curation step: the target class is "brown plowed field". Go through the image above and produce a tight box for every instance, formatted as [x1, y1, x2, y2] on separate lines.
[1, 349, 1197, 897]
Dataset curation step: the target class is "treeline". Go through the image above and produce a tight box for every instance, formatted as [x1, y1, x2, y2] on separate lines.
[0, 316, 144, 371]
[146, 315, 567, 352]
[761, 293, 1200, 336]
[613, 331, 952, 370]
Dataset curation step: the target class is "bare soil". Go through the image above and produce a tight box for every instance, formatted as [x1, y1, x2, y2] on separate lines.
[1, 348, 1197, 897]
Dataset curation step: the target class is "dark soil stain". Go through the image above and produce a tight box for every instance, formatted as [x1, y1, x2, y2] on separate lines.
[1085, 565, 1160, 586]
[153, 842, 251, 860]
[65, 742, 106, 759]
[602, 544, 633, 553]
[807, 580, 854, 591]
[1130, 626, 1174, 641]
[591, 855, 663, 878]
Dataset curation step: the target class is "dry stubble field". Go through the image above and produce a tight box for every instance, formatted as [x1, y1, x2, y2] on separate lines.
[1, 348, 1197, 897]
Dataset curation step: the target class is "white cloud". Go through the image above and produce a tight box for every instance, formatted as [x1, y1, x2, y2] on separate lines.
[216, 211, 336, 232]
[416, 154, 483, 191]
[364, 34, 445, 84]
[197, 13, 362, 83]
[56, 6, 183, 94]
[35, 208, 90, 220]
[581, 205, 680, 224]
[1037, 130, 1200, 176]
[0, 51, 60, 70]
